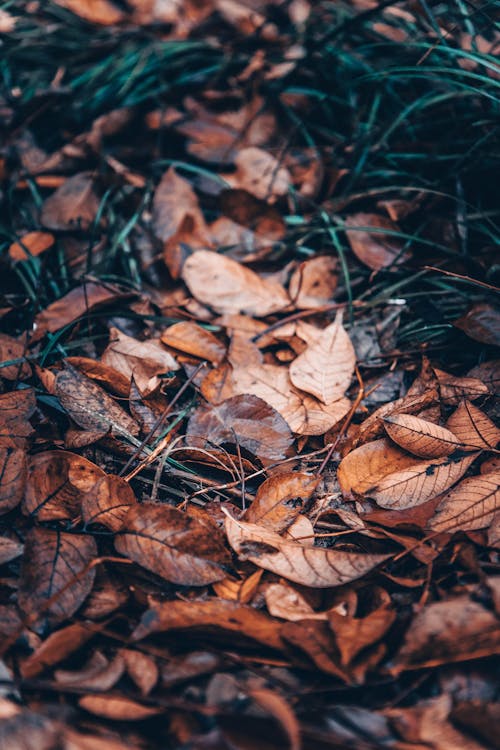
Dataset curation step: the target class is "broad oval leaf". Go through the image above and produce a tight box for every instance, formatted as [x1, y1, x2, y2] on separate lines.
[182, 250, 290, 316]
[186, 394, 293, 461]
[40, 172, 99, 231]
[0, 388, 36, 443]
[115, 503, 231, 586]
[428, 472, 500, 533]
[81, 474, 137, 531]
[79, 694, 161, 721]
[289, 312, 355, 404]
[446, 400, 500, 450]
[161, 321, 226, 364]
[0, 448, 26, 515]
[383, 414, 460, 458]
[244, 472, 320, 532]
[288, 255, 338, 309]
[224, 512, 389, 588]
[338, 438, 417, 497]
[434, 368, 489, 405]
[18, 528, 97, 626]
[344, 213, 408, 271]
[55, 364, 140, 438]
[23, 450, 105, 521]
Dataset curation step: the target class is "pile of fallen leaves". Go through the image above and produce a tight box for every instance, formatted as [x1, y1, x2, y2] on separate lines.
[1, 1, 500, 749]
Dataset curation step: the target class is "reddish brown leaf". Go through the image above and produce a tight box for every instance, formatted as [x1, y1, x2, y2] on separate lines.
[338, 438, 418, 496]
[161, 321, 226, 364]
[120, 649, 159, 696]
[55, 650, 125, 691]
[52, 0, 125, 25]
[0, 447, 26, 515]
[225, 512, 389, 588]
[23, 450, 105, 521]
[40, 172, 100, 230]
[264, 582, 328, 622]
[434, 368, 490, 405]
[288, 256, 338, 309]
[81, 474, 137, 531]
[224, 147, 291, 201]
[328, 605, 396, 666]
[344, 213, 408, 271]
[0, 388, 36, 443]
[243, 472, 320, 532]
[454, 303, 500, 347]
[132, 598, 284, 651]
[248, 688, 301, 750]
[281, 620, 348, 679]
[115, 502, 231, 586]
[219, 188, 285, 241]
[65, 356, 131, 397]
[0, 333, 31, 380]
[152, 167, 209, 243]
[79, 694, 161, 720]
[0, 536, 23, 565]
[18, 528, 97, 626]
[186, 394, 294, 461]
[383, 413, 461, 458]
[8, 230, 54, 261]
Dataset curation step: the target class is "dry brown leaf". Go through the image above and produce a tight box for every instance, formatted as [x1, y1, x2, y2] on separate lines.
[344, 213, 408, 270]
[248, 688, 301, 750]
[434, 368, 490, 405]
[390, 594, 500, 673]
[328, 605, 396, 666]
[338, 438, 418, 496]
[161, 321, 225, 364]
[120, 649, 159, 696]
[365, 452, 478, 509]
[132, 597, 284, 651]
[115, 502, 231, 586]
[81, 566, 128, 620]
[0, 536, 23, 565]
[288, 256, 338, 309]
[81, 474, 137, 531]
[186, 394, 294, 461]
[428, 472, 500, 533]
[182, 250, 290, 316]
[0, 388, 36, 444]
[152, 167, 209, 244]
[224, 147, 291, 201]
[281, 619, 348, 679]
[0, 334, 31, 380]
[18, 528, 97, 626]
[289, 312, 355, 404]
[264, 582, 328, 621]
[34, 282, 130, 340]
[284, 513, 315, 544]
[101, 326, 179, 394]
[8, 231, 54, 261]
[488, 513, 500, 548]
[243, 472, 319, 532]
[40, 172, 100, 230]
[224, 511, 389, 588]
[53, 0, 125, 25]
[446, 400, 500, 450]
[219, 188, 285, 241]
[454, 303, 500, 347]
[23, 450, 105, 522]
[65, 356, 131, 397]
[55, 651, 125, 691]
[55, 364, 140, 438]
[383, 413, 461, 458]
[79, 694, 161, 720]
[0, 447, 26, 515]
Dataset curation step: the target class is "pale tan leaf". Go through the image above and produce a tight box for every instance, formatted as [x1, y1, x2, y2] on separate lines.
[284, 514, 315, 545]
[338, 438, 418, 496]
[434, 368, 490, 405]
[344, 213, 408, 271]
[161, 321, 225, 364]
[224, 147, 291, 201]
[383, 413, 461, 458]
[366, 452, 478, 509]
[52, 0, 125, 25]
[446, 400, 500, 450]
[224, 511, 389, 588]
[243, 472, 320, 532]
[152, 167, 209, 243]
[289, 312, 355, 404]
[428, 472, 500, 533]
[488, 513, 500, 548]
[79, 695, 161, 720]
[181, 250, 290, 316]
[264, 582, 327, 621]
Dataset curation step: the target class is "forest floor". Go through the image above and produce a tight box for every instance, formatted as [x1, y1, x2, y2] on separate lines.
[0, 2, 499, 749]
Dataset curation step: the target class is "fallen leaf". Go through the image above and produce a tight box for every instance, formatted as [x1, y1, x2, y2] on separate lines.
[328, 605, 396, 666]
[40, 172, 100, 230]
[152, 167, 209, 244]
[23, 450, 105, 521]
[344, 213, 408, 270]
[81, 474, 137, 531]
[0, 334, 31, 380]
[120, 649, 159, 696]
[248, 688, 301, 750]
[281, 619, 348, 679]
[224, 512, 389, 588]
[224, 147, 291, 201]
[0, 536, 23, 565]
[383, 413, 461, 458]
[19, 623, 95, 677]
[243, 472, 320, 532]
[55, 651, 125, 691]
[289, 312, 355, 404]
[34, 282, 130, 339]
[428, 472, 500, 533]
[390, 594, 500, 673]
[434, 368, 490, 405]
[132, 597, 284, 650]
[65, 356, 131, 397]
[0, 388, 36, 443]
[219, 188, 285, 241]
[8, 231, 54, 261]
[454, 304, 500, 347]
[288, 256, 338, 309]
[186, 394, 294, 461]
[55, 364, 140, 438]
[18, 528, 97, 626]
[101, 327, 179, 395]
[53, 0, 125, 25]
[115, 502, 231, 586]
[338, 438, 418, 496]
[446, 400, 500, 450]
[79, 695, 161, 720]
[161, 321, 225, 364]
[0, 448, 26, 515]
[81, 566, 128, 620]
[161, 650, 221, 689]
[264, 582, 327, 621]
[182, 250, 290, 316]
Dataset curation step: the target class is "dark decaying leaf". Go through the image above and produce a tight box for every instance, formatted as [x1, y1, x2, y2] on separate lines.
[0, 388, 36, 442]
[55, 364, 140, 438]
[54, 650, 125, 691]
[18, 528, 97, 626]
[0, 447, 26, 515]
[81, 474, 137, 531]
[454, 303, 500, 347]
[0, 333, 31, 379]
[40, 172, 100, 230]
[115, 503, 231, 586]
[344, 213, 408, 270]
[187, 394, 294, 461]
[23, 450, 105, 521]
